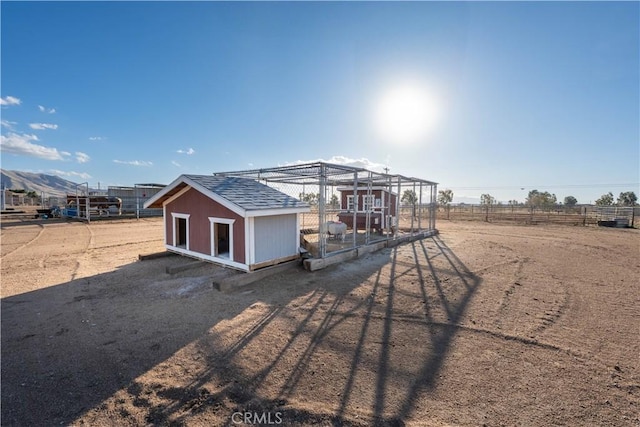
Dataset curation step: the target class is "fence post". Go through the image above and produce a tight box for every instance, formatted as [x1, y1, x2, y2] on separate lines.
[530, 206, 534, 224]
[318, 163, 327, 258]
[365, 172, 373, 244]
[418, 182, 423, 230]
[352, 172, 359, 247]
[583, 206, 587, 226]
[431, 184, 436, 230]
[395, 176, 401, 238]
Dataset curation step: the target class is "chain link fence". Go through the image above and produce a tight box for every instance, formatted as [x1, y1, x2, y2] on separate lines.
[215, 162, 438, 259]
[107, 185, 164, 218]
[1, 184, 165, 221]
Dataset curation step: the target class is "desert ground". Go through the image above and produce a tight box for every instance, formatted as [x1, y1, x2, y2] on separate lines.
[1, 216, 639, 426]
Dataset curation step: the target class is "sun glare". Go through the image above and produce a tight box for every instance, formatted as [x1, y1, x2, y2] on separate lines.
[374, 82, 439, 145]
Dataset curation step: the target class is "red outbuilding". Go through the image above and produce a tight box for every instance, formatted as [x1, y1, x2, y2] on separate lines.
[144, 174, 310, 271]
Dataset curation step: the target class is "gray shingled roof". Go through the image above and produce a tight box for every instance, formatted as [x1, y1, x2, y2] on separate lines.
[185, 175, 309, 211]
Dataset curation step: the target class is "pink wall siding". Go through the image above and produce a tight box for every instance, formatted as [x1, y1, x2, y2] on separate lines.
[165, 188, 245, 263]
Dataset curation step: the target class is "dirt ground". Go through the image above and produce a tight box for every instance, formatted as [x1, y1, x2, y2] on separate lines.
[1, 216, 639, 426]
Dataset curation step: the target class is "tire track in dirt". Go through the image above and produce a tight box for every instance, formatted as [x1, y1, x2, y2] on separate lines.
[447, 320, 581, 358]
[463, 230, 570, 242]
[334, 310, 618, 372]
[447, 321, 631, 379]
[69, 222, 95, 281]
[493, 257, 528, 331]
[467, 228, 633, 258]
[86, 239, 163, 252]
[452, 229, 576, 341]
[474, 258, 521, 274]
[492, 257, 571, 337]
[0, 224, 45, 259]
[330, 310, 594, 364]
[532, 277, 570, 335]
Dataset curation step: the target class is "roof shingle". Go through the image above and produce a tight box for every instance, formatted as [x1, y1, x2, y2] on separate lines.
[185, 175, 309, 211]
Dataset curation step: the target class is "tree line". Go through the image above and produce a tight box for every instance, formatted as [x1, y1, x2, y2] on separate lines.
[594, 191, 637, 207]
[435, 189, 638, 208]
[298, 189, 638, 208]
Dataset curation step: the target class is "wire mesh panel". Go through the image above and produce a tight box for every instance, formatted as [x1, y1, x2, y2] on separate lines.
[215, 162, 438, 260]
[595, 206, 634, 227]
[107, 184, 164, 217]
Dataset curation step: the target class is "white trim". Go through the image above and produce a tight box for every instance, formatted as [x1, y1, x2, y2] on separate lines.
[247, 217, 255, 265]
[162, 185, 191, 207]
[171, 212, 190, 250]
[362, 194, 375, 211]
[183, 176, 245, 217]
[144, 175, 188, 208]
[345, 194, 382, 213]
[382, 192, 386, 228]
[145, 174, 310, 217]
[163, 205, 167, 244]
[337, 186, 398, 195]
[209, 217, 235, 261]
[165, 244, 249, 272]
[295, 213, 301, 252]
[183, 175, 310, 217]
[245, 217, 251, 266]
[346, 195, 355, 211]
[244, 207, 310, 217]
[144, 174, 243, 214]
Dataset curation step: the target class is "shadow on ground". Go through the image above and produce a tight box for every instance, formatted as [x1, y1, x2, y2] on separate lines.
[1, 234, 480, 426]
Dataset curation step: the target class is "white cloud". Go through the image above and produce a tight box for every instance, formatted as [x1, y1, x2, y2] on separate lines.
[75, 152, 90, 163]
[177, 148, 195, 155]
[287, 155, 387, 172]
[0, 132, 69, 161]
[1, 120, 17, 130]
[171, 160, 181, 167]
[113, 159, 153, 167]
[38, 105, 56, 114]
[49, 169, 92, 180]
[29, 123, 59, 130]
[0, 96, 21, 106]
[89, 136, 106, 141]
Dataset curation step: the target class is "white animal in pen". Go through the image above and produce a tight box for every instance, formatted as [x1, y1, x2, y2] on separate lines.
[326, 221, 347, 242]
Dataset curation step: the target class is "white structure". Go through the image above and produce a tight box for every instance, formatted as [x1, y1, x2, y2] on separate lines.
[145, 174, 310, 271]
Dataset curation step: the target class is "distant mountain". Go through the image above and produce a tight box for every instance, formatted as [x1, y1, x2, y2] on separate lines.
[0, 170, 82, 197]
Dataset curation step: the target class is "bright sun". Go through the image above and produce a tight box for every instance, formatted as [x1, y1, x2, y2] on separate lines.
[373, 82, 439, 145]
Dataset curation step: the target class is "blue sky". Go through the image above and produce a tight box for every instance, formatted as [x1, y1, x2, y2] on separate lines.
[1, 1, 638, 204]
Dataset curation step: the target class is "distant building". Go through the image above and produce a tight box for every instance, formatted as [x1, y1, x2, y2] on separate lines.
[336, 186, 398, 233]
